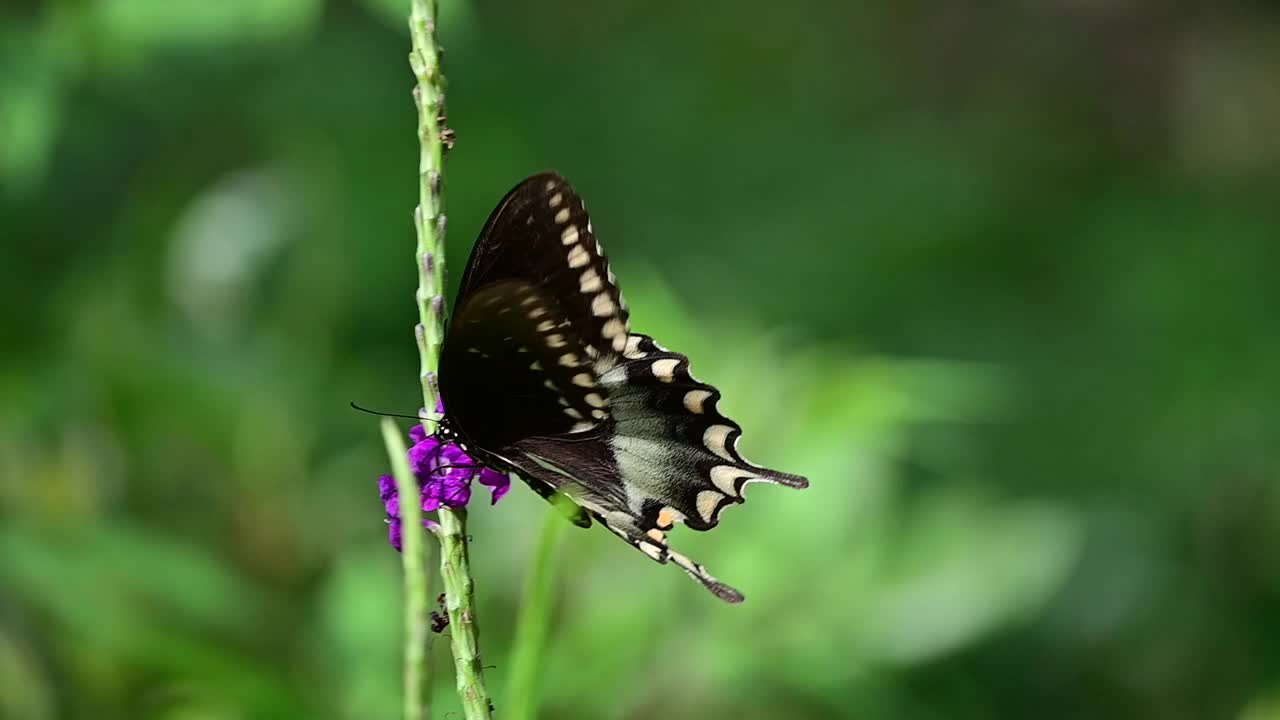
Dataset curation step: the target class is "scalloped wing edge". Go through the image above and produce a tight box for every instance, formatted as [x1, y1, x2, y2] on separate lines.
[606, 332, 808, 533]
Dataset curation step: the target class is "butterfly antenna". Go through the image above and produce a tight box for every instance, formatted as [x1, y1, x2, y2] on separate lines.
[349, 401, 440, 424]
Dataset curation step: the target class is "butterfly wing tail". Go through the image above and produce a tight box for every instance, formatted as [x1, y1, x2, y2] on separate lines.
[668, 550, 745, 604]
[596, 511, 745, 603]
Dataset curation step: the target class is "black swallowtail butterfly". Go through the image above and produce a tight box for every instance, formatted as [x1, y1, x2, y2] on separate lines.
[437, 172, 809, 602]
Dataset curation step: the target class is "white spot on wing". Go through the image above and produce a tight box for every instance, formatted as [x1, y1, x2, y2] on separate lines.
[561, 226, 579, 245]
[585, 392, 606, 408]
[696, 490, 723, 522]
[656, 507, 686, 528]
[558, 353, 579, 367]
[639, 541, 665, 561]
[623, 335, 645, 359]
[564, 406, 583, 419]
[709, 465, 746, 496]
[590, 408, 608, 419]
[651, 358, 680, 382]
[567, 244, 590, 268]
[703, 425, 736, 462]
[546, 334, 566, 348]
[579, 268, 602, 293]
[554, 208, 571, 224]
[536, 320, 555, 332]
[591, 293, 615, 317]
[548, 192, 563, 208]
[571, 373, 594, 387]
[683, 389, 712, 413]
[601, 318, 625, 339]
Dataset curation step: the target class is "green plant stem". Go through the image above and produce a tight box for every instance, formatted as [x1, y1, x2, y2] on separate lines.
[505, 509, 569, 720]
[381, 417, 431, 720]
[437, 508, 494, 718]
[409, 0, 446, 412]
[408, 1, 494, 718]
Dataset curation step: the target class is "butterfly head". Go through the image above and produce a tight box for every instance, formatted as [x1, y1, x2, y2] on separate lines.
[433, 414, 461, 444]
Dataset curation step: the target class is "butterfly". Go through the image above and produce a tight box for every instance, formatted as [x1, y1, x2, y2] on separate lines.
[437, 172, 809, 603]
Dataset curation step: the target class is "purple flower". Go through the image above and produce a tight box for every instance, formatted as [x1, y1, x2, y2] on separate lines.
[378, 406, 511, 551]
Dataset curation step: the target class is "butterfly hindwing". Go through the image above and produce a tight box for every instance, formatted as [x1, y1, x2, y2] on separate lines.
[490, 431, 752, 603]
[488, 332, 807, 602]
[602, 333, 809, 531]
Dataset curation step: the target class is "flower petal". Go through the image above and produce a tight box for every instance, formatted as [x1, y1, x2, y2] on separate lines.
[379, 418, 511, 549]
[379, 475, 403, 517]
[440, 471, 472, 507]
[378, 474, 397, 501]
[434, 444, 470, 471]
[389, 517, 439, 552]
[421, 478, 443, 513]
[388, 518, 403, 551]
[409, 424, 428, 444]
[408, 436, 442, 477]
[477, 468, 511, 505]
[488, 481, 511, 504]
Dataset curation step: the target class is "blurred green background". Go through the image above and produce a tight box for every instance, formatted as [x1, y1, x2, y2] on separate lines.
[2, 1, 1279, 718]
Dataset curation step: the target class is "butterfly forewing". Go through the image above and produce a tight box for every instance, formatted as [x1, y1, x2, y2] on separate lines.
[439, 280, 610, 451]
[457, 172, 631, 373]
